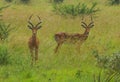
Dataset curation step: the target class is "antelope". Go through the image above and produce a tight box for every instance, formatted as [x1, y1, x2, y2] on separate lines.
[27, 15, 42, 65]
[54, 16, 94, 53]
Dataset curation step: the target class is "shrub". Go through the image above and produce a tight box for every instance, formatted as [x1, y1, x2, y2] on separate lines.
[108, 53, 120, 73]
[0, 23, 12, 40]
[0, 45, 10, 65]
[53, 0, 64, 3]
[5, 0, 13, 2]
[93, 51, 120, 73]
[20, 0, 31, 4]
[108, 0, 120, 5]
[53, 2, 99, 16]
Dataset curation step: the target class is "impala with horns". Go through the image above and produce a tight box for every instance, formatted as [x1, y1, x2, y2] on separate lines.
[27, 15, 42, 65]
[54, 16, 94, 53]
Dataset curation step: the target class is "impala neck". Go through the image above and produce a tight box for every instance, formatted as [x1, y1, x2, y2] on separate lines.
[32, 33, 37, 42]
[83, 28, 90, 37]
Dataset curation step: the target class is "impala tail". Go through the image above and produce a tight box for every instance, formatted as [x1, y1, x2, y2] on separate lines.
[55, 33, 66, 42]
[54, 34, 60, 42]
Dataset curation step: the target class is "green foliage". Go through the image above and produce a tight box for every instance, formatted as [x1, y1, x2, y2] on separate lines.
[109, 0, 120, 5]
[53, 2, 99, 16]
[0, 23, 12, 40]
[0, 45, 10, 65]
[53, 0, 64, 3]
[5, 0, 13, 2]
[93, 50, 109, 69]
[93, 51, 120, 73]
[108, 53, 120, 73]
[20, 0, 31, 4]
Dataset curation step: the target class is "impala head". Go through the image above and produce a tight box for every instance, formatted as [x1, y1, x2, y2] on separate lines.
[27, 15, 42, 35]
[81, 16, 94, 31]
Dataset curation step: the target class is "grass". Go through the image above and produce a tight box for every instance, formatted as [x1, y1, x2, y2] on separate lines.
[0, 0, 120, 82]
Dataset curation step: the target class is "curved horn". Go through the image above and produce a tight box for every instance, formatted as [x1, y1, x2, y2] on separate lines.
[88, 15, 94, 28]
[81, 16, 87, 28]
[28, 15, 34, 28]
[35, 16, 42, 29]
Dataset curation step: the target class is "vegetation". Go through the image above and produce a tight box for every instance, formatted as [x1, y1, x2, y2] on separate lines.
[53, 2, 99, 16]
[94, 52, 120, 73]
[0, 5, 12, 40]
[0, 0, 120, 81]
[0, 23, 12, 40]
[20, 0, 31, 4]
[93, 71, 120, 82]
[53, 0, 64, 3]
[0, 44, 10, 65]
[5, 0, 13, 3]
[109, 0, 120, 5]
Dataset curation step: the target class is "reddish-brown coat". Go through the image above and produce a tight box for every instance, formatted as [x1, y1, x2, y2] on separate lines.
[54, 17, 94, 53]
[27, 15, 42, 65]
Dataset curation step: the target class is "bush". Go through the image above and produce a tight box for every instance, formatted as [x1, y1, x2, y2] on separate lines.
[0, 45, 10, 65]
[20, 0, 31, 4]
[108, 53, 120, 73]
[0, 23, 12, 40]
[5, 0, 13, 2]
[109, 0, 120, 5]
[53, 0, 64, 3]
[93, 51, 120, 73]
[53, 2, 99, 16]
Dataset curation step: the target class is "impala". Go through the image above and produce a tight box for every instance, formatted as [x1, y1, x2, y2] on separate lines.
[27, 15, 42, 65]
[54, 16, 94, 53]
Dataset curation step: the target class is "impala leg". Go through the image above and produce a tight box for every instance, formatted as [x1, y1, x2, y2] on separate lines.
[30, 48, 34, 65]
[35, 48, 38, 63]
[76, 42, 82, 53]
[55, 43, 61, 53]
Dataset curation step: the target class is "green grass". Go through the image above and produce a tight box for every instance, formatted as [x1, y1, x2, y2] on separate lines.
[0, 0, 120, 82]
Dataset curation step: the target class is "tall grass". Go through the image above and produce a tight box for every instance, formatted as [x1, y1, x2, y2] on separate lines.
[0, 44, 10, 65]
[0, 0, 119, 81]
[93, 71, 120, 82]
